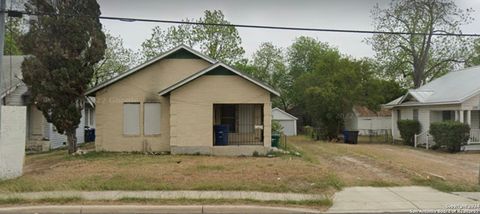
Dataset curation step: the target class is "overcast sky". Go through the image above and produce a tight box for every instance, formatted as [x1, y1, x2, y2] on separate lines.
[98, 0, 480, 59]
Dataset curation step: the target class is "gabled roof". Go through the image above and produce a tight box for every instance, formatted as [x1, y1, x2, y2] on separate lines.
[158, 62, 280, 96]
[353, 106, 391, 117]
[85, 45, 216, 96]
[1, 55, 26, 97]
[385, 65, 480, 107]
[272, 107, 297, 120]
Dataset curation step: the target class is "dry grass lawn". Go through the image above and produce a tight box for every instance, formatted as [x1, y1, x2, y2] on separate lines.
[0, 136, 479, 195]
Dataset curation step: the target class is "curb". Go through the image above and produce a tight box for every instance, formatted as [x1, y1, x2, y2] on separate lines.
[0, 205, 323, 214]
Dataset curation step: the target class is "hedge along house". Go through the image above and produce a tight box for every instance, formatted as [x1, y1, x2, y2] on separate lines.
[385, 66, 480, 151]
[85, 45, 279, 156]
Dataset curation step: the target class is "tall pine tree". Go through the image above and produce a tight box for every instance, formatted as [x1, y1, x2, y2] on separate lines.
[21, 0, 106, 154]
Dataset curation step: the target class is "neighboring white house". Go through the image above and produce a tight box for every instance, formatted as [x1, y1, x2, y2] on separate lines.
[385, 65, 480, 151]
[272, 107, 297, 136]
[1, 56, 92, 152]
[344, 106, 392, 135]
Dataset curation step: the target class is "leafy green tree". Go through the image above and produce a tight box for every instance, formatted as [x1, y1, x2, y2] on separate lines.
[368, 0, 473, 88]
[4, 17, 23, 55]
[141, 10, 244, 64]
[92, 32, 138, 86]
[21, 0, 106, 154]
[289, 37, 403, 139]
[466, 38, 480, 66]
[193, 10, 244, 63]
[247, 42, 293, 110]
[287, 36, 335, 79]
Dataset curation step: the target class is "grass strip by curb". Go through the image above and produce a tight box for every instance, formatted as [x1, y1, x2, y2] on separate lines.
[0, 197, 332, 208]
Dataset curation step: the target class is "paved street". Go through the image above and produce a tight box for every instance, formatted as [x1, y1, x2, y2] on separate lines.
[327, 186, 479, 213]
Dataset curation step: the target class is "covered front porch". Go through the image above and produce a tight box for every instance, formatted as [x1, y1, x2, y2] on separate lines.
[428, 110, 480, 149]
[213, 104, 264, 146]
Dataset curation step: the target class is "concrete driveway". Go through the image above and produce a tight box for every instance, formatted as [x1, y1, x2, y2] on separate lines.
[327, 186, 479, 213]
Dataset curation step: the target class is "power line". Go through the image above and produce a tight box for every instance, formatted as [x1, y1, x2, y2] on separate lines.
[5, 9, 480, 37]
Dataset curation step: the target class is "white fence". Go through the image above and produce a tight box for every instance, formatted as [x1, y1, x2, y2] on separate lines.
[415, 129, 480, 151]
[0, 106, 26, 180]
[414, 131, 435, 149]
[470, 129, 480, 144]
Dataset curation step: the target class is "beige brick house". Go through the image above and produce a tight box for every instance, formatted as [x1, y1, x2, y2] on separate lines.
[86, 45, 279, 156]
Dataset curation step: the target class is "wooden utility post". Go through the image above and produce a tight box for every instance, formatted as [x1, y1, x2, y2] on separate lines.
[0, 0, 6, 121]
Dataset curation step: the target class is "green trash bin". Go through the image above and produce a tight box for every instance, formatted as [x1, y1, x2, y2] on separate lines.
[272, 133, 281, 148]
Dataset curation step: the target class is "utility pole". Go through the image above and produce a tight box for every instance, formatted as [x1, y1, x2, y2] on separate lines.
[0, 0, 5, 88]
[0, 0, 6, 130]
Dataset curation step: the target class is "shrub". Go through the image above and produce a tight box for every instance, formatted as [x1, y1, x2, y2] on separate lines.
[272, 121, 283, 134]
[397, 120, 421, 146]
[430, 121, 470, 153]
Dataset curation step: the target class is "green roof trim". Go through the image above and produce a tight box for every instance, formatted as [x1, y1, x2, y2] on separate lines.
[164, 49, 203, 60]
[205, 66, 236, 75]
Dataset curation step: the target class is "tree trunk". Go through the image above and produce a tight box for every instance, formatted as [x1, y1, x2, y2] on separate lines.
[66, 130, 77, 154]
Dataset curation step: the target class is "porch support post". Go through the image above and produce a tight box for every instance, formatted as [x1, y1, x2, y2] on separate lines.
[455, 111, 459, 121]
[467, 110, 472, 126]
[460, 110, 464, 123]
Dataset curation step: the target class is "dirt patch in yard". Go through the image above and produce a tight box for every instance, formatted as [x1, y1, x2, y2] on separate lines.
[289, 136, 480, 190]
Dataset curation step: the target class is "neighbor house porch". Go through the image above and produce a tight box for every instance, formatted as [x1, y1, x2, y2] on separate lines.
[417, 109, 480, 150]
[430, 110, 480, 144]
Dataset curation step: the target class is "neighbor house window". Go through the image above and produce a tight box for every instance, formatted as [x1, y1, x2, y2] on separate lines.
[89, 109, 94, 126]
[123, 103, 140, 135]
[413, 109, 419, 121]
[85, 108, 94, 127]
[144, 103, 161, 135]
[442, 111, 452, 121]
[85, 108, 89, 126]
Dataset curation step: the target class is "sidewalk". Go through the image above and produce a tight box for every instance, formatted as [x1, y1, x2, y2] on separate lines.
[0, 205, 322, 214]
[327, 186, 479, 213]
[0, 190, 326, 202]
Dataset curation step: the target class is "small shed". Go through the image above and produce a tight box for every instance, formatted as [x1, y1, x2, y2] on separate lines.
[272, 107, 298, 136]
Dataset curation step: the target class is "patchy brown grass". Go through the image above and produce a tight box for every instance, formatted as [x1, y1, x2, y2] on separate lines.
[0, 146, 337, 194]
[289, 136, 480, 191]
[1, 136, 479, 195]
[0, 197, 331, 210]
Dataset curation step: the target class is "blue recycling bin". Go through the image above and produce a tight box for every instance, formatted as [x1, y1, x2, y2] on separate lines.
[343, 130, 359, 144]
[214, 125, 229, 146]
[85, 128, 96, 142]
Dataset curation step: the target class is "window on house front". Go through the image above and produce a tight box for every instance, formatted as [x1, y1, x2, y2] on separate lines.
[442, 111, 452, 121]
[123, 103, 140, 135]
[413, 109, 419, 121]
[144, 103, 161, 135]
[397, 110, 401, 120]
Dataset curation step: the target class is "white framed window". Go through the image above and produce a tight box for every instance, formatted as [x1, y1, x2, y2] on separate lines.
[413, 109, 419, 121]
[89, 108, 94, 126]
[85, 108, 89, 126]
[144, 102, 161, 135]
[123, 103, 140, 135]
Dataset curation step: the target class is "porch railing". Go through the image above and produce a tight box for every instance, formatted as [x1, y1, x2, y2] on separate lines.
[414, 130, 434, 149]
[470, 129, 480, 144]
